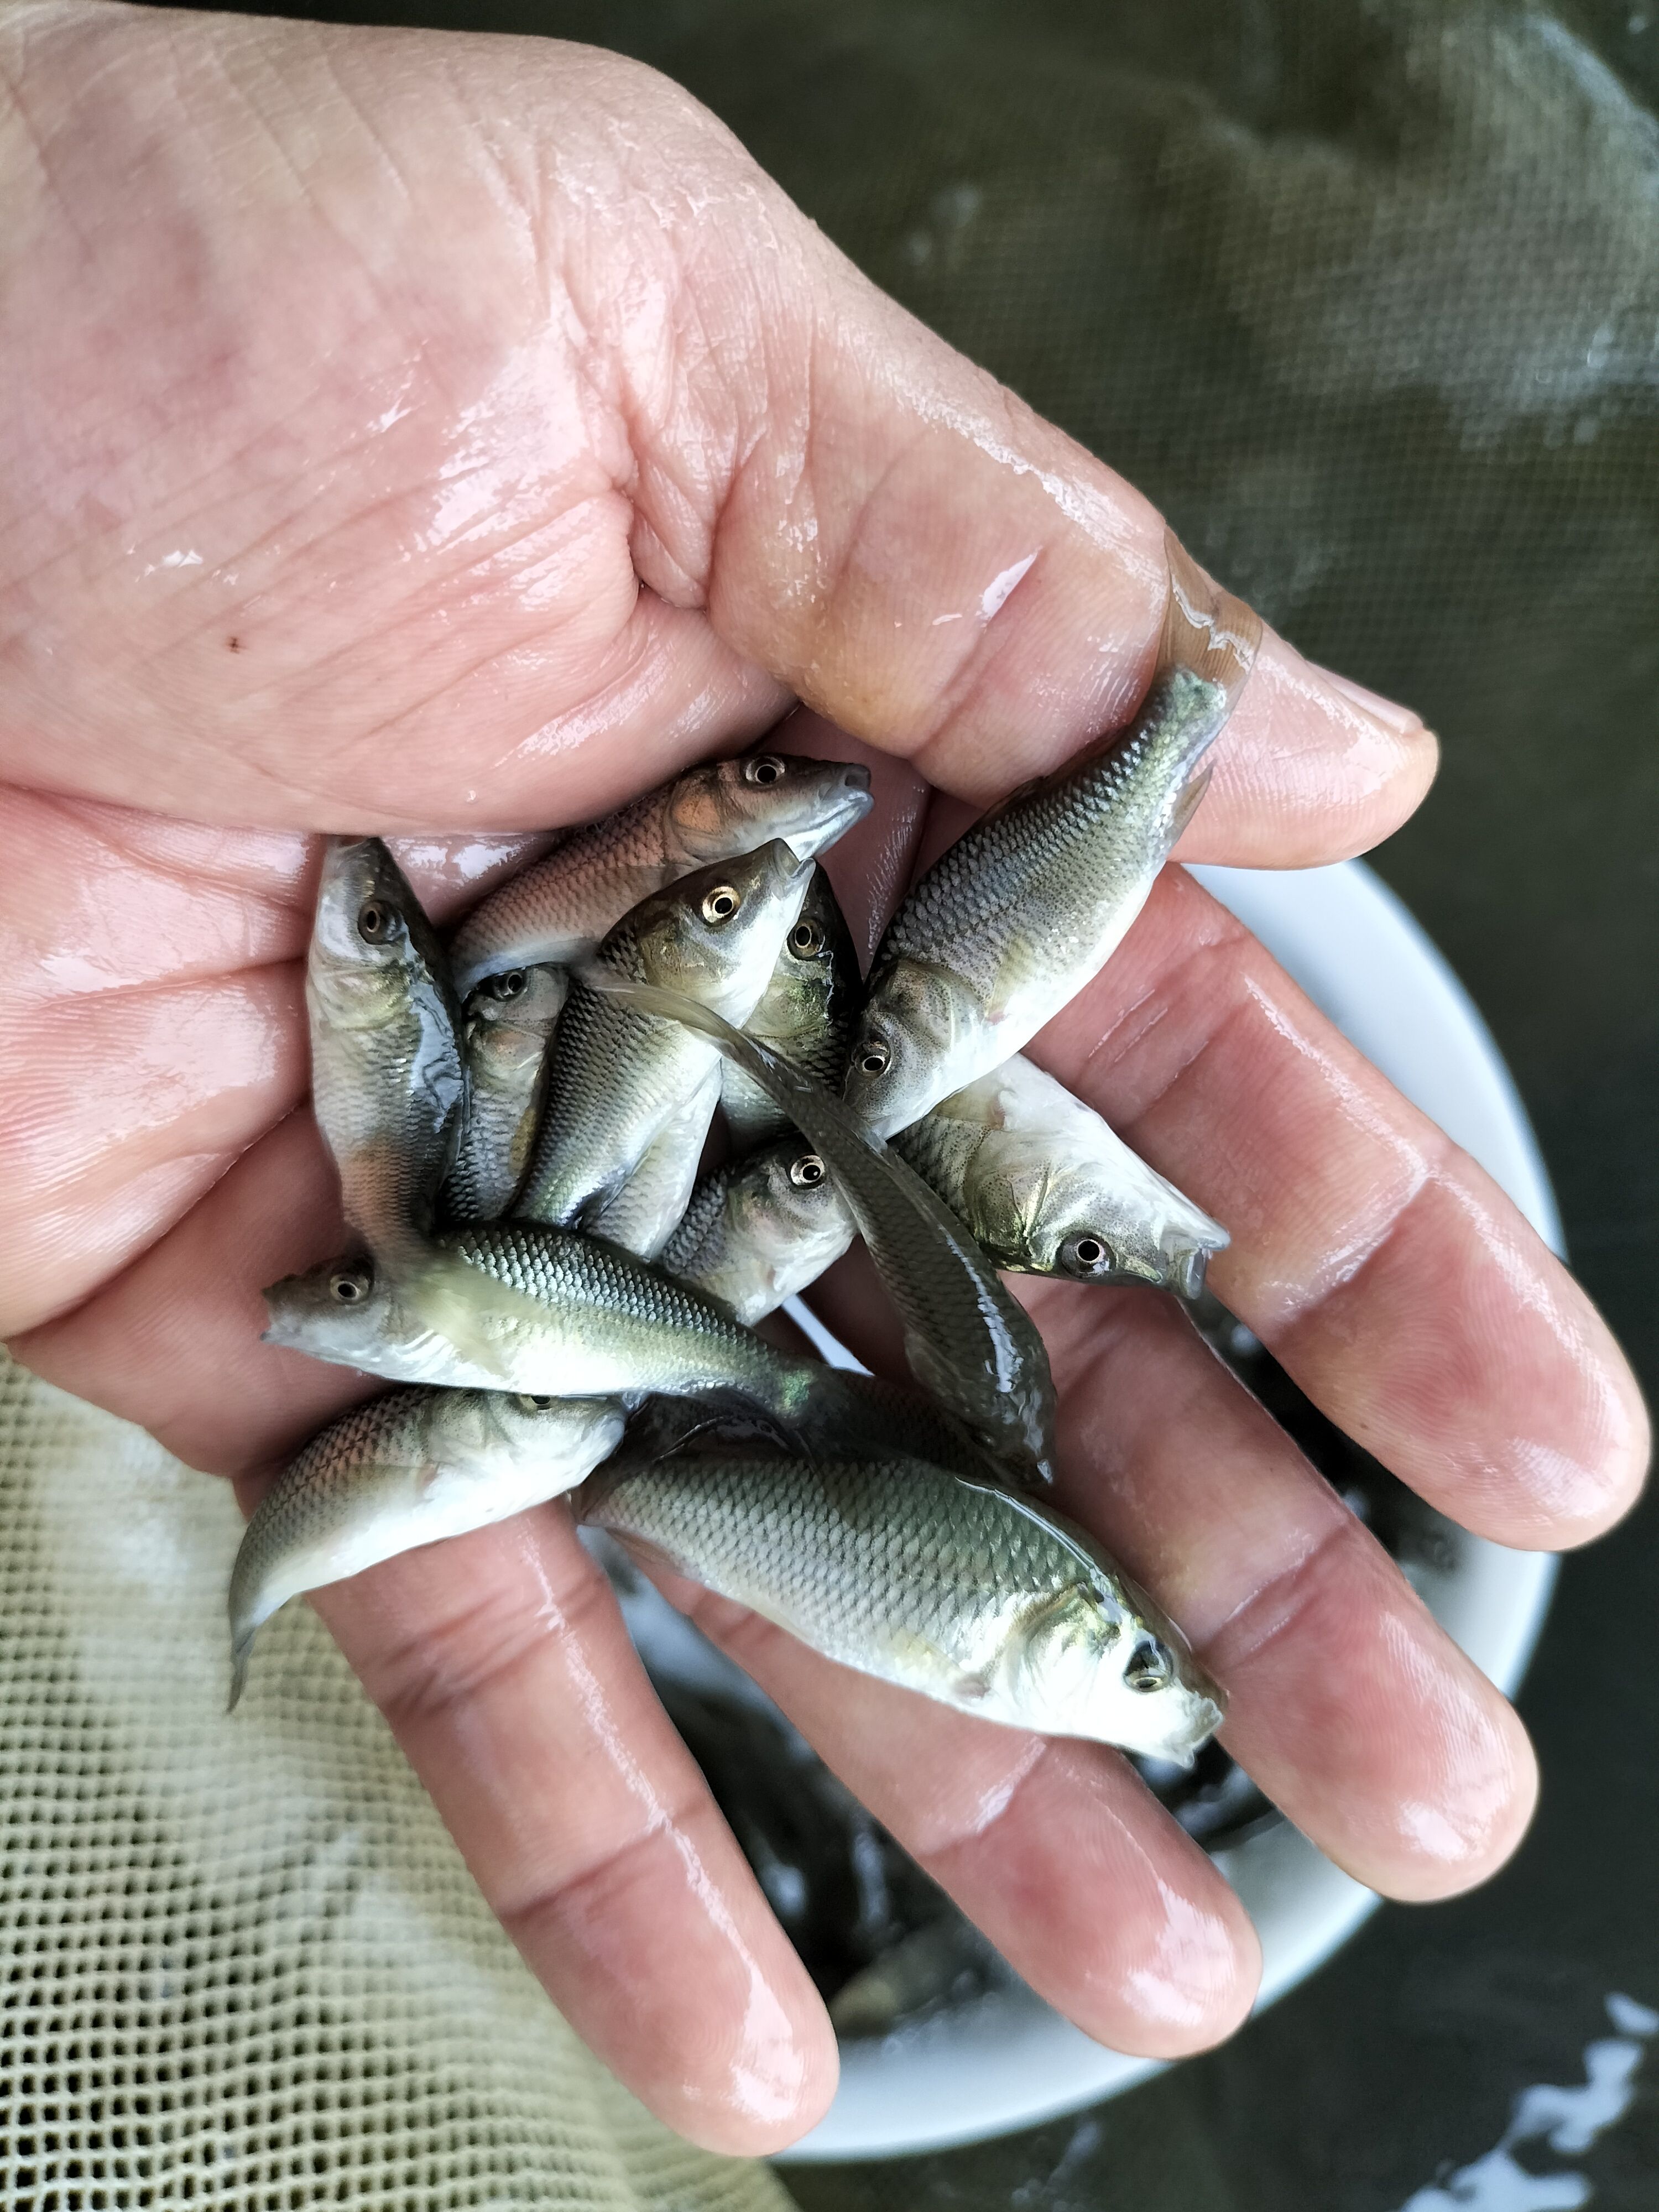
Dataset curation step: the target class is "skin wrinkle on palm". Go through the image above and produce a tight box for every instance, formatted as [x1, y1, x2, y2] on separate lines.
[0, 2, 1647, 2158]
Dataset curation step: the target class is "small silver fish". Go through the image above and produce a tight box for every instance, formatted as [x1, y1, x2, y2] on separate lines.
[443, 963, 568, 1223]
[587, 1068, 722, 1260]
[262, 1225, 850, 1433]
[894, 1055, 1228, 1295]
[450, 753, 872, 996]
[307, 837, 463, 1271]
[722, 864, 860, 1152]
[828, 1920, 1006, 2039]
[522, 842, 811, 1230]
[660, 1137, 854, 1326]
[624, 1363, 987, 1479]
[580, 1454, 1225, 1761]
[585, 985, 1057, 1489]
[843, 539, 1261, 1137]
[227, 1387, 624, 1709]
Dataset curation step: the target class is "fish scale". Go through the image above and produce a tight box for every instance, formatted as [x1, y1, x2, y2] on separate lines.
[449, 753, 872, 995]
[436, 1221, 836, 1420]
[878, 671, 1224, 1001]
[844, 540, 1261, 1139]
[522, 842, 809, 1229]
[722, 863, 860, 1152]
[228, 1386, 625, 1708]
[582, 1454, 1225, 1757]
[307, 838, 464, 1270]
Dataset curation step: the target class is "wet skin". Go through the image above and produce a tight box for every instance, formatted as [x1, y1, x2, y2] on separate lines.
[0, 3, 1647, 2158]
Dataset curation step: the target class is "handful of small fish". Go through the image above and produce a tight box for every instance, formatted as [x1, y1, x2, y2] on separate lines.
[236, 540, 1260, 1772]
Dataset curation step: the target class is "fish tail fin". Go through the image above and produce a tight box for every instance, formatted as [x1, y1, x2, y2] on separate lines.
[227, 1634, 253, 1714]
[1161, 531, 1262, 703]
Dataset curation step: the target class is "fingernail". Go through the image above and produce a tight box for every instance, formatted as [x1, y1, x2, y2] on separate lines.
[1314, 665, 1425, 737]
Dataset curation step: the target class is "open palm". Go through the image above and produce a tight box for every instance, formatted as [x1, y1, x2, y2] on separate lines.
[1, 2, 1646, 2154]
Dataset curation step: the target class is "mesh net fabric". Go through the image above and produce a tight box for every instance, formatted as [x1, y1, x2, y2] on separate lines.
[0, 1352, 789, 2212]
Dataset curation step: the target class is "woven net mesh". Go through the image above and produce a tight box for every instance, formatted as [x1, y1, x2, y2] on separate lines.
[0, 1351, 787, 2212]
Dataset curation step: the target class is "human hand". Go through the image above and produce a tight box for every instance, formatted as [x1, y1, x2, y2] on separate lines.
[1, 2, 1646, 2153]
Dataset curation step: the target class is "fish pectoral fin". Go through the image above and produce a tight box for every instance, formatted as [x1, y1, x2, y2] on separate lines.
[402, 1266, 515, 1381]
[1168, 761, 1215, 842]
[884, 1625, 994, 1704]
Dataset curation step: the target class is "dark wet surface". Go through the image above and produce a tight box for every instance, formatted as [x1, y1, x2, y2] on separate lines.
[169, 0, 1659, 2199]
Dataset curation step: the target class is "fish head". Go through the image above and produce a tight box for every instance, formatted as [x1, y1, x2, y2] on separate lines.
[1037, 1175, 1229, 1296]
[749, 865, 853, 1034]
[1013, 1577, 1225, 1764]
[742, 1140, 844, 1249]
[668, 754, 873, 863]
[959, 1117, 1228, 1295]
[488, 1392, 628, 1479]
[635, 841, 813, 1014]
[1025, 1177, 1202, 1292]
[462, 963, 569, 1089]
[310, 838, 448, 1034]
[842, 957, 982, 1138]
[464, 961, 567, 1034]
[262, 1254, 401, 1363]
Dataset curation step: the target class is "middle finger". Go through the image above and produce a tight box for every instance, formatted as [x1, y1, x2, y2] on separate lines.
[805, 1244, 1537, 1902]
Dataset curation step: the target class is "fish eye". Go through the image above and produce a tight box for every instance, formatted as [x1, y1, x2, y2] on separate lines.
[488, 968, 529, 1001]
[1061, 1233, 1116, 1279]
[857, 1036, 891, 1077]
[328, 1266, 373, 1305]
[515, 1393, 556, 1412]
[742, 755, 786, 786]
[356, 899, 400, 945]
[788, 1152, 827, 1188]
[701, 884, 742, 923]
[788, 919, 826, 958]
[1125, 1639, 1172, 1692]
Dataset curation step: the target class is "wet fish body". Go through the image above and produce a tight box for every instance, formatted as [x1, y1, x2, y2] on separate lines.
[894, 1055, 1228, 1293]
[588, 1068, 722, 1260]
[522, 843, 811, 1230]
[306, 837, 463, 1269]
[262, 1223, 847, 1430]
[444, 963, 568, 1223]
[581, 1453, 1224, 1761]
[450, 753, 872, 995]
[588, 985, 1057, 1488]
[844, 541, 1261, 1136]
[660, 1136, 855, 1326]
[722, 864, 860, 1152]
[228, 1387, 624, 1708]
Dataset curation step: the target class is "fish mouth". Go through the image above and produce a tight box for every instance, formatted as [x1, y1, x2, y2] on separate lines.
[784, 768, 874, 854]
[1170, 1246, 1211, 1301]
[761, 838, 816, 891]
[259, 1290, 313, 1352]
[1153, 1693, 1227, 1769]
